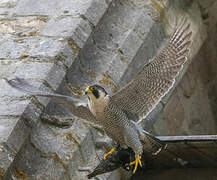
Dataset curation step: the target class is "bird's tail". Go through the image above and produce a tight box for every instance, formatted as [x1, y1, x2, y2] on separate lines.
[141, 130, 166, 155]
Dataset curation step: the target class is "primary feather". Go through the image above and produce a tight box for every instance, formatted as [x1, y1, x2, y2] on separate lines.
[111, 17, 192, 124]
[4, 77, 97, 123]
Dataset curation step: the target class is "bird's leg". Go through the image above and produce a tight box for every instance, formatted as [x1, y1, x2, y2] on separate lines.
[131, 121, 145, 141]
[122, 123, 144, 173]
[129, 153, 142, 174]
[103, 147, 116, 160]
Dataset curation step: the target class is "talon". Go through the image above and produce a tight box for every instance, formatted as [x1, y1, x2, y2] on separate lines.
[129, 157, 142, 174]
[103, 147, 116, 160]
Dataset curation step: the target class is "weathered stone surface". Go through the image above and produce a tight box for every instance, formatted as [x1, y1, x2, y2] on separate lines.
[0, 0, 112, 178]
[0, 0, 17, 8]
[0, 16, 47, 36]
[0, 117, 19, 142]
[14, 0, 110, 26]
[0, 36, 75, 62]
[0, 143, 15, 176]
[0, 99, 30, 116]
[4, 119, 96, 180]
[41, 16, 92, 38]
[14, 0, 93, 16]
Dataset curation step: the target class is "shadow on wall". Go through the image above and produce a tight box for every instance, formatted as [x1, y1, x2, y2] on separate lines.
[131, 168, 217, 180]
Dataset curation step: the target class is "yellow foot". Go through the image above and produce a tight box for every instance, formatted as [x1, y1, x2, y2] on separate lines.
[129, 157, 142, 174]
[103, 147, 116, 160]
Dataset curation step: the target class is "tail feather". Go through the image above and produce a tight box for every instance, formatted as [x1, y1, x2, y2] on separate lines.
[141, 130, 166, 155]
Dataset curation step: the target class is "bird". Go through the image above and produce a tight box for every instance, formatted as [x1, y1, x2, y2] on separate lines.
[5, 17, 192, 174]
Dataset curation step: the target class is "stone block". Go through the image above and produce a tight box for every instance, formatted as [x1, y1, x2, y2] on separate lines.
[118, 30, 143, 61]
[14, 0, 91, 16]
[27, 37, 67, 58]
[0, 117, 19, 142]
[0, 143, 15, 177]
[0, 78, 25, 97]
[0, 36, 27, 59]
[106, 54, 130, 85]
[4, 140, 68, 180]
[4, 118, 94, 179]
[15, 62, 66, 89]
[0, 36, 74, 60]
[14, 0, 110, 27]
[0, 16, 47, 36]
[0, 99, 30, 116]
[40, 17, 92, 48]
[0, 103, 41, 177]
[0, 8, 10, 15]
[5, 117, 31, 153]
[83, 0, 111, 26]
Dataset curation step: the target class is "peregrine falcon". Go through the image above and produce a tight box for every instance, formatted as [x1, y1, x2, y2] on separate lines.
[5, 17, 192, 174]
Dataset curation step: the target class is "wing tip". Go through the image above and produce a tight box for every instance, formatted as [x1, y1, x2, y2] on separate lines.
[5, 77, 23, 88]
[170, 17, 192, 46]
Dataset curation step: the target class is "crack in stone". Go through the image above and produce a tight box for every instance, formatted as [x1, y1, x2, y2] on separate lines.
[98, 73, 118, 93]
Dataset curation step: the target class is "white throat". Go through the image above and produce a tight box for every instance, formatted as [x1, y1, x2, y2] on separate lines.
[88, 94, 109, 116]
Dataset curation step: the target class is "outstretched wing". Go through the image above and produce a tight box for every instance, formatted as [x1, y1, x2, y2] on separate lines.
[5, 77, 97, 123]
[110, 17, 192, 123]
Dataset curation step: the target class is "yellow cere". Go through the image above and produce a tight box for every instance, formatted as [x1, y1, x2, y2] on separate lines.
[88, 87, 93, 94]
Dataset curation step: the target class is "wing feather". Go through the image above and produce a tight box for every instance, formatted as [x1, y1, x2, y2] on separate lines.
[5, 77, 97, 123]
[110, 17, 192, 123]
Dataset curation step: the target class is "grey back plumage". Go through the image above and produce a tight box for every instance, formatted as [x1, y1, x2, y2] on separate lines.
[110, 17, 192, 123]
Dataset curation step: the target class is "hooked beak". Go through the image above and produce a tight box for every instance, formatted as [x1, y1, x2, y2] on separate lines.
[85, 87, 92, 95]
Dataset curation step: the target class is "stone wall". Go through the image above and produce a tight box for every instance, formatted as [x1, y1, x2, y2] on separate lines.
[0, 0, 215, 180]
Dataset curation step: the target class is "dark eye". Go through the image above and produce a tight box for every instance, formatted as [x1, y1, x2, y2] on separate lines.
[92, 88, 99, 98]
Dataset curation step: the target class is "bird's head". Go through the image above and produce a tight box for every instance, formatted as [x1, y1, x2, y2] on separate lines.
[85, 85, 108, 100]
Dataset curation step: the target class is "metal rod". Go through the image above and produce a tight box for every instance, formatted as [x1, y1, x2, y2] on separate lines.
[157, 135, 217, 142]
